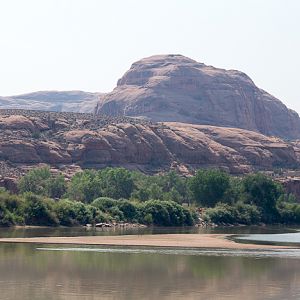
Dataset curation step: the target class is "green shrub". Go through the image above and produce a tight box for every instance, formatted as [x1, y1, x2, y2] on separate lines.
[161, 201, 185, 226]
[234, 202, 261, 224]
[72, 201, 94, 225]
[94, 210, 110, 223]
[204, 202, 261, 225]
[205, 203, 236, 224]
[107, 206, 124, 222]
[138, 200, 195, 226]
[54, 199, 78, 226]
[141, 200, 170, 226]
[0, 202, 15, 226]
[22, 193, 58, 226]
[277, 202, 300, 224]
[183, 208, 196, 226]
[143, 213, 153, 225]
[91, 197, 116, 211]
[116, 200, 138, 221]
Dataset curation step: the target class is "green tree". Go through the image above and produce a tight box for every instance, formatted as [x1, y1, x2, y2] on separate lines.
[242, 173, 283, 222]
[99, 168, 134, 199]
[18, 167, 52, 195]
[189, 169, 230, 207]
[46, 174, 67, 198]
[67, 170, 102, 203]
[18, 167, 66, 199]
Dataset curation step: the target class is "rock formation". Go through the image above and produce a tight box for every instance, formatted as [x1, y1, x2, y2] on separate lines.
[0, 91, 103, 113]
[0, 110, 299, 182]
[95, 54, 300, 139]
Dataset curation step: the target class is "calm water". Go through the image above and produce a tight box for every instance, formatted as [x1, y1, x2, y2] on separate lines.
[0, 226, 300, 300]
[236, 232, 300, 246]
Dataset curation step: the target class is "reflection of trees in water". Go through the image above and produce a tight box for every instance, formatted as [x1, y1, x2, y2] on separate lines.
[0, 244, 300, 299]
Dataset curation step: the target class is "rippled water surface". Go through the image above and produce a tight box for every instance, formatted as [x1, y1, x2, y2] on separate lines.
[0, 226, 300, 300]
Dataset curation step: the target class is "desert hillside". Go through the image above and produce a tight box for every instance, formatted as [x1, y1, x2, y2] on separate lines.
[95, 54, 300, 139]
[0, 109, 299, 187]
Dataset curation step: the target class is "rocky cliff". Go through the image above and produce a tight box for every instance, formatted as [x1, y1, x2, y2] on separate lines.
[0, 110, 299, 186]
[95, 54, 300, 140]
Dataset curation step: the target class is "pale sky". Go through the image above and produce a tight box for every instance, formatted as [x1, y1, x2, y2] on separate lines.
[0, 0, 300, 112]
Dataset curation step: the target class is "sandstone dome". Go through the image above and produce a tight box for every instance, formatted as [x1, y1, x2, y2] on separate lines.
[95, 54, 300, 139]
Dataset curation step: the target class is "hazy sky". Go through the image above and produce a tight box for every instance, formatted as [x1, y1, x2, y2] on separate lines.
[0, 0, 300, 112]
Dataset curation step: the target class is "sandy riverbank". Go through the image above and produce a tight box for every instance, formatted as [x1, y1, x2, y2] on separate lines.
[0, 234, 294, 250]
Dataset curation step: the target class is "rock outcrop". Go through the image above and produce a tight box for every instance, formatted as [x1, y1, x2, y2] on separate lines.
[0, 91, 103, 113]
[0, 110, 299, 180]
[95, 54, 300, 140]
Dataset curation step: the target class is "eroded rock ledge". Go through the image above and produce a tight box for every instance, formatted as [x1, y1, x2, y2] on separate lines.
[0, 109, 299, 185]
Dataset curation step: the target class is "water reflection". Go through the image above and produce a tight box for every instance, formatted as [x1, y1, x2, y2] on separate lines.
[0, 243, 300, 299]
[0, 225, 298, 239]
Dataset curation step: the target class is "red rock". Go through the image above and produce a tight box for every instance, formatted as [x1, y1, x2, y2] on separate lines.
[95, 54, 300, 139]
[0, 110, 299, 178]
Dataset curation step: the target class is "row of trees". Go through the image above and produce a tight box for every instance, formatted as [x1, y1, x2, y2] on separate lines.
[6, 166, 300, 226]
[0, 188, 195, 227]
[18, 167, 190, 204]
[190, 170, 299, 224]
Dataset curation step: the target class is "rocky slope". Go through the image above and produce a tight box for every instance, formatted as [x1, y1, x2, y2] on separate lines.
[95, 54, 300, 140]
[0, 91, 103, 113]
[0, 109, 299, 189]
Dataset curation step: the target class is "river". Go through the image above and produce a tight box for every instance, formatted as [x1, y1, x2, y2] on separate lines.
[0, 226, 299, 300]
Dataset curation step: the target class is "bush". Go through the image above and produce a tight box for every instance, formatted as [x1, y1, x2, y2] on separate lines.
[138, 200, 195, 226]
[107, 206, 124, 222]
[277, 202, 300, 224]
[234, 202, 261, 224]
[140, 200, 170, 226]
[143, 213, 153, 225]
[116, 200, 138, 221]
[91, 197, 117, 211]
[94, 210, 110, 223]
[54, 199, 78, 226]
[0, 202, 15, 226]
[71, 201, 94, 225]
[161, 201, 186, 226]
[204, 202, 261, 225]
[22, 193, 58, 226]
[183, 208, 196, 226]
[55, 199, 108, 225]
[205, 203, 237, 224]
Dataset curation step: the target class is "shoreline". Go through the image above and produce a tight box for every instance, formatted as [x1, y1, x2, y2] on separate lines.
[0, 234, 295, 250]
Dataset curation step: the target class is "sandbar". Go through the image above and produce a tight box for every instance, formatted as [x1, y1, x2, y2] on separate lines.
[0, 234, 294, 250]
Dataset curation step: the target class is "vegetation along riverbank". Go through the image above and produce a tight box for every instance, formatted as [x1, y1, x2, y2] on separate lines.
[1, 167, 300, 227]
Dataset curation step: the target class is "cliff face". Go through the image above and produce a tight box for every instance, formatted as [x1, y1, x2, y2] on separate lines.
[0, 110, 299, 182]
[95, 54, 300, 139]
